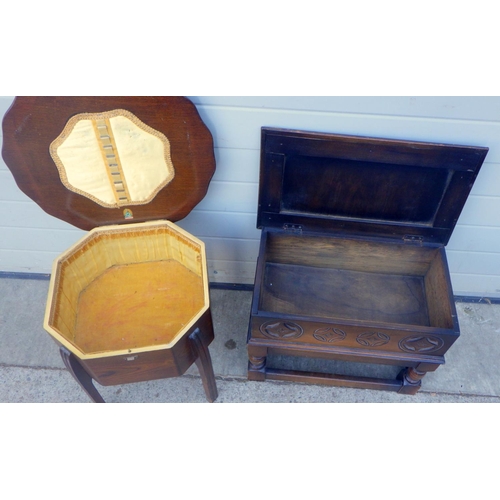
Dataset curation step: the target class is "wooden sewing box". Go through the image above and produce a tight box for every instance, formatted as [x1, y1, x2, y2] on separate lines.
[248, 127, 488, 394]
[2, 96, 218, 402]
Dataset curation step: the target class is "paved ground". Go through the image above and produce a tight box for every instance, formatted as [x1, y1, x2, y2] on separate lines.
[1, 277, 499, 403]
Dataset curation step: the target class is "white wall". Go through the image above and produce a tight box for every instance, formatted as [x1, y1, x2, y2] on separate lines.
[1, 96, 499, 298]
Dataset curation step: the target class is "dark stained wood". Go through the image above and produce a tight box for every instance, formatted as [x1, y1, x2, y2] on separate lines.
[247, 344, 268, 381]
[257, 230, 457, 332]
[249, 127, 488, 394]
[266, 368, 403, 392]
[424, 248, 457, 330]
[248, 330, 448, 366]
[60, 346, 105, 403]
[260, 262, 430, 326]
[1, 97, 216, 230]
[190, 327, 218, 403]
[397, 367, 427, 395]
[258, 128, 488, 245]
[264, 127, 487, 171]
[81, 344, 191, 386]
[281, 154, 450, 224]
[264, 230, 440, 277]
[63, 310, 216, 402]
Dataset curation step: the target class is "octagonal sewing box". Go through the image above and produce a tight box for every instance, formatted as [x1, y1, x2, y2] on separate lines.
[248, 127, 489, 394]
[2, 97, 218, 402]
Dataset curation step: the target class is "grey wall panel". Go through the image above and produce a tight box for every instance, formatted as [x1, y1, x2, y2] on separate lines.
[1, 96, 499, 297]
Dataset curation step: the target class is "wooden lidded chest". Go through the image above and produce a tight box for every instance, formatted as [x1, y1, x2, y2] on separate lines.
[2, 97, 218, 402]
[248, 127, 488, 394]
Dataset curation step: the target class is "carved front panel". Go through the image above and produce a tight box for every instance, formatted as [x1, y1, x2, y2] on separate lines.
[250, 316, 454, 356]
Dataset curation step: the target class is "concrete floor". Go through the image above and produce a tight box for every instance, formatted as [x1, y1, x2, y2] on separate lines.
[1, 276, 499, 403]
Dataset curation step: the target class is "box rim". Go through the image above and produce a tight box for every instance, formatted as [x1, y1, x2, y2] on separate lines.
[43, 220, 210, 359]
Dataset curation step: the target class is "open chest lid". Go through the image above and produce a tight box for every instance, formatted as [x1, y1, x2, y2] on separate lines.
[2, 97, 215, 231]
[257, 127, 488, 245]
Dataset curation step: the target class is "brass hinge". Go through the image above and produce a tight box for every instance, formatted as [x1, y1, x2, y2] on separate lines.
[283, 223, 303, 234]
[403, 235, 424, 245]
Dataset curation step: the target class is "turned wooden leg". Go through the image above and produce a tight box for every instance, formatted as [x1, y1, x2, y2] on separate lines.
[189, 328, 218, 403]
[398, 367, 427, 395]
[247, 345, 267, 381]
[60, 346, 105, 403]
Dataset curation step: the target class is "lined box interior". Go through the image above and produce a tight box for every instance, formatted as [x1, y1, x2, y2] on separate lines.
[47, 223, 207, 356]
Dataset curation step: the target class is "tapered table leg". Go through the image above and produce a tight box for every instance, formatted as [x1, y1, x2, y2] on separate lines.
[60, 346, 105, 403]
[189, 328, 218, 402]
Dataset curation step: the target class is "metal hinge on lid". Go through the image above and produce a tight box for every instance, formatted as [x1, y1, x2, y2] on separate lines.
[403, 235, 424, 245]
[283, 223, 303, 234]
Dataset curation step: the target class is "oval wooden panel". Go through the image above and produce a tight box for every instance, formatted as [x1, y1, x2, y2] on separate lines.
[1, 96, 215, 230]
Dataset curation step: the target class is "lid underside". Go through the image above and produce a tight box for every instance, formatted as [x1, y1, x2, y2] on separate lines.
[1, 97, 216, 230]
[258, 128, 489, 245]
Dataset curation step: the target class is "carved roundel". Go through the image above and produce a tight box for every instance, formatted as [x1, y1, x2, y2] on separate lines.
[260, 321, 304, 339]
[399, 336, 444, 353]
[356, 332, 390, 347]
[313, 327, 346, 343]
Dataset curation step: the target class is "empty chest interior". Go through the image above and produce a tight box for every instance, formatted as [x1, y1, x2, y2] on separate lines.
[258, 230, 453, 332]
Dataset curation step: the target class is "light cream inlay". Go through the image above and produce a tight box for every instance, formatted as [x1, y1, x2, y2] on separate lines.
[50, 109, 175, 208]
